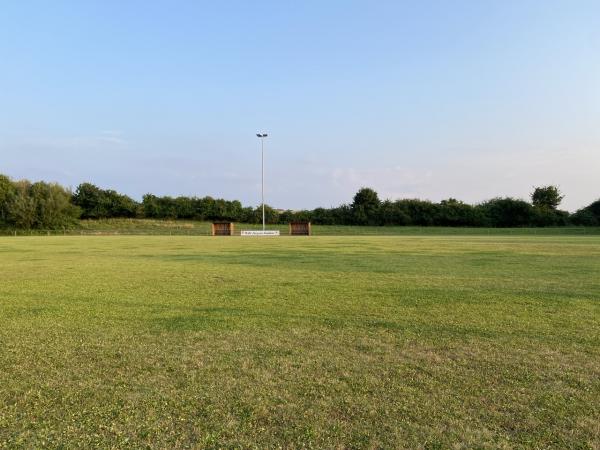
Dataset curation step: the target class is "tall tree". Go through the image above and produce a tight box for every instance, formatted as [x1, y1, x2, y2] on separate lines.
[73, 183, 138, 219]
[0, 174, 15, 225]
[72, 183, 107, 219]
[351, 188, 381, 225]
[8, 180, 36, 229]
[531, 186, 564, 210]
[30, 181, 80, 228]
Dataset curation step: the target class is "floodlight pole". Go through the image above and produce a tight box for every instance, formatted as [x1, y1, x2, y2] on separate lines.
[256, 133, 268, 231]
[261, 136, 265, 231]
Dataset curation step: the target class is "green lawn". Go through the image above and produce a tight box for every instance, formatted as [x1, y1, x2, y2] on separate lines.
[1, 235, 599, 448]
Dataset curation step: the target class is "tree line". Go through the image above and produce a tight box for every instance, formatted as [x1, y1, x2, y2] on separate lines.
[1, 173, 599, 229]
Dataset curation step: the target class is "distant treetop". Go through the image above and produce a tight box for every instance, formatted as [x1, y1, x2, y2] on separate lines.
[531, 186, 564, 210]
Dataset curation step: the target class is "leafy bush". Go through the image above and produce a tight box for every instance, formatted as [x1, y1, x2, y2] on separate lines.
[0, 176, 80, 229]
[73, 183, 137, 219]
[571, 199, 600, 226]
[479, 198, 535, 227]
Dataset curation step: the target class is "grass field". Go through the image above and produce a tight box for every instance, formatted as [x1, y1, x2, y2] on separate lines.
[1, 235, 599, 448]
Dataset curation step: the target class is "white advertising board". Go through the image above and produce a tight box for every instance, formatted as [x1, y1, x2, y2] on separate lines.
[241, 230, 280, 236]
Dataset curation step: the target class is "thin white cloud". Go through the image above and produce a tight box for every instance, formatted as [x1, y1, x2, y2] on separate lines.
[326, 146, 600, 211]
[16, 133, 128, 150]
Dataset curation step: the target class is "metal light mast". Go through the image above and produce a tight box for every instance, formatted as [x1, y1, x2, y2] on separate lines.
[256, 133, 268, 231]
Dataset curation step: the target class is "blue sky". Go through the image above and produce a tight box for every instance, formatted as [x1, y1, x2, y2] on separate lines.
[0, 0, 598, 211]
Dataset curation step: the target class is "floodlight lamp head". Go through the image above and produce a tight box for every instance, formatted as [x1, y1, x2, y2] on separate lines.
[256, 132, 268, 138]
